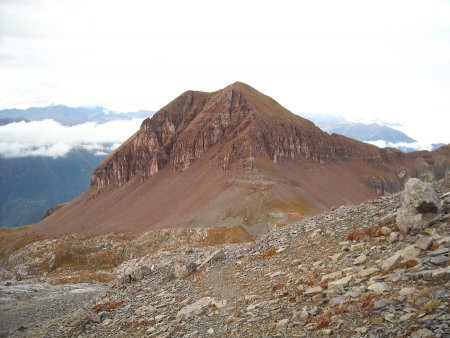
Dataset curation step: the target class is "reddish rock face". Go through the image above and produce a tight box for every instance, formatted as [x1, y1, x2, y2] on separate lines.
[91, 82, 411, 188]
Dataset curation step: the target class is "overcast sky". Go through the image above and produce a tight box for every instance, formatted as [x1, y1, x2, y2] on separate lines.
[1, 0, 449, 145]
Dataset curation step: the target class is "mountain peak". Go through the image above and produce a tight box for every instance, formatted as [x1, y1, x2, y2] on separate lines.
[91, 83, 393, 189]
[36, 83, 450, 236]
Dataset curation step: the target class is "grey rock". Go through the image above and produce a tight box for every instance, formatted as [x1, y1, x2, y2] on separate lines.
[428, 247, 449, 256]
[395, 245, 421, 260]
[329, 296, 345, 307]
[276, 318, 289, 332]
[399, 287, 415, 296]
[415, 237, 433, 250]
[358, 267, 379, 278]
[186, 262, 198, 273]
[304, 286, 323, 296]
[410, 328, 435, 338]
[389, 231, 400, 242]
[176, 297, 215, 319]
[430, 255, 450, 265]
[373, 298, 395, 309]
[378, 213, 396, 225]
[354, 254, 367, 265]
[48, 254, 58, 272]
[367, 282, 390, 295]
[396, 178, 442, 233]
[415, 296, 429, 306]
[328, 275, 353, 289]
[381, 254, 402, 270]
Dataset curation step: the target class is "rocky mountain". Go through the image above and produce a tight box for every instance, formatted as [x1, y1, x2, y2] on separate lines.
[1, 178, 449, 337]
[36, 82, 450, 236]
[306, 114, 416, 144]
[0, 104, 152, 126]
[0, 150, 104, 227]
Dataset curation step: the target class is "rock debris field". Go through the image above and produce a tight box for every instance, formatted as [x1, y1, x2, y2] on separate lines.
[1, 178, 450, 337]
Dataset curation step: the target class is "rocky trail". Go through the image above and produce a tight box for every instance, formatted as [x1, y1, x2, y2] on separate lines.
[1, 178, 450, 337]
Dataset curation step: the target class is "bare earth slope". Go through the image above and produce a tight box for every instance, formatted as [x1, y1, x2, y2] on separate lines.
[36, 82, 450, 236]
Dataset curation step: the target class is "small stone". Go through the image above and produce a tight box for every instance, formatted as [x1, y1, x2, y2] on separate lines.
[410, 328, 435, 338]
[395, 245, 421, 260]
[367, 282, 390, 295]
[381, 254, 402, 270]
[304, 286, 323, 296]
[270, 271, 282, 278]
[207, 328, 214, 335]
[430, 255, 450, 265]
[244, 295, 261, 302]
[320, 270, 343, 282]
[431, 267, 450, 280]
[276, 318, 289, 332]
[350, 243, 365, 252]
[177, 297, 215, 319]
[155, 314, 166, 322]
[380, 226, 392, 235]
[293, 309, 309, 321]
[415, 297, 429, 306]
[329, 275, 353, 289]
[214, 300, 228, 308]
[354, 254, 367, 265]
[276, 247, 286, 253]
[186, 262, 198, 273]
[312, 260, 323, 268]
[415, 237, 433, 250]
[389, 232, 400, 243]
[147, 327, 157, 333]
[355, 326, 368, 334]
[322, 328, 332, 337]
[399, 312, 416, 321]
[428, 247, 449, 256]
[370, 316, 383, 325]
[399, 287, 416, 297]
[358, 267, 379, 278]
[331, 252, 343, 263]
[373, 299, 394, 309]
[437, 236, 450, 246]
[379, 213, 396, 225]
[329, 296, 345, 307]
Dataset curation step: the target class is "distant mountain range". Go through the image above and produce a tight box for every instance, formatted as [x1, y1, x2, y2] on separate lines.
[0, 104, 152, 125]
[305, 114, 416, 143]
[0, 149, 103, 227]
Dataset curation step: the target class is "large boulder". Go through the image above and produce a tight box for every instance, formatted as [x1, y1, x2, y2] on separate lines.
[396, 178, 442, 233]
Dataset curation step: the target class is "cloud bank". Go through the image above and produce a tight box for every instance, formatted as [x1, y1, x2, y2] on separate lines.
[366, 140, 433, 152]
[0, 119, 142, 158]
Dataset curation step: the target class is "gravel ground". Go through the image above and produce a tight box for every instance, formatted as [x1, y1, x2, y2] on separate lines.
[0, 282, 103, 338]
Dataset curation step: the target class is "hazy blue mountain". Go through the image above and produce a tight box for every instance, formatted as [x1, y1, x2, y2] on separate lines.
[0, 104, 152, 125]
[0, 149, 105, 227]
[306, 114, 416, 143]
[0, 117, 29, 126]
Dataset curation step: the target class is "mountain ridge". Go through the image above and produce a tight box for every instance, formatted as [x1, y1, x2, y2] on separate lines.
[35, 82, 450, 236]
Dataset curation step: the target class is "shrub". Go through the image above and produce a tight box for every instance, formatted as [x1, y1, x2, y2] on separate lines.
[361, 293, 374, 308]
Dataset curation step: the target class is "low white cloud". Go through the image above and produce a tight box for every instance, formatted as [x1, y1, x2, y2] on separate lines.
[366, 140, 433, 152]
[0, 119, 142, 158]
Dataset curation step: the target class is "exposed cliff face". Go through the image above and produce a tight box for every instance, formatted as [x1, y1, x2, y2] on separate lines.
[91, 82, 405, 188]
